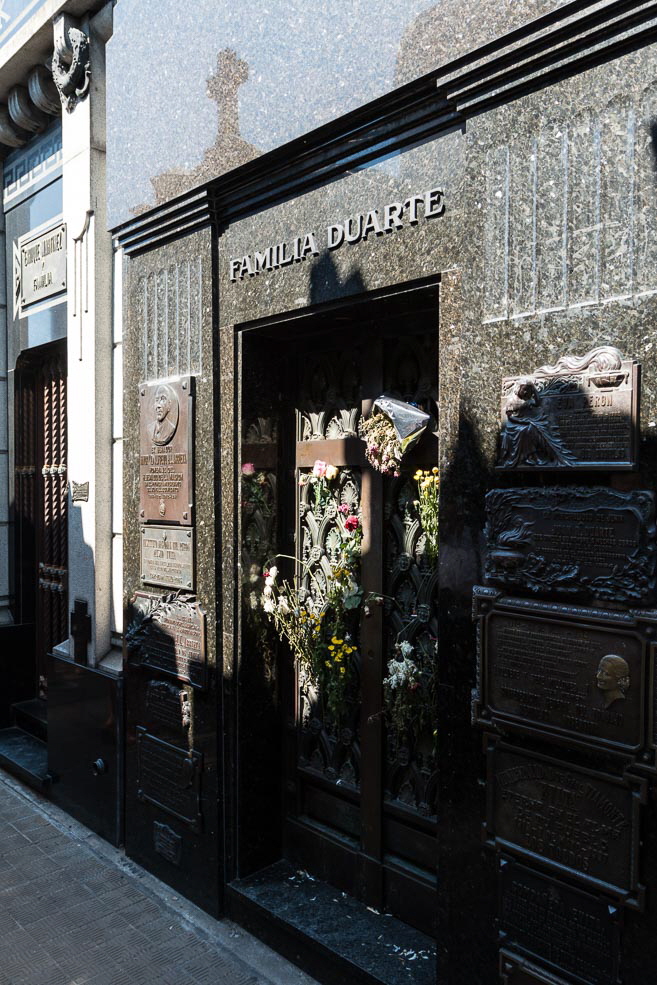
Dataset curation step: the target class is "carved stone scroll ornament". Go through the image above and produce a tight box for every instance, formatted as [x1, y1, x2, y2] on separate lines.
[52, 15, 90, 112]
[497, 346, 639, 470]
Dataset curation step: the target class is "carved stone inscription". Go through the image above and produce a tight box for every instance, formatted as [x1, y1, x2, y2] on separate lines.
[478, 600, 645, 754]
[485, 487, 656, 604]
[137, 728, 201, 832]
[141, 525, 194, 590]
[127, 592, 207, 689]
[139, 377, 193, 525]
[499, 861, 620, 985]
[487, 743, 644, 904]
[146, 680, 191, 734]
[497, 347, 639, 470]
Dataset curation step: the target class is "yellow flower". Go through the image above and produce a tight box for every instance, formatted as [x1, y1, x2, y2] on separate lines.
[325, 660, 331, 668]
[331, 637, 344, 645]
[339, 667, 346, 675]
[421, 478, 432, 490]
[414, 470, 422, 480]
[345, 646, 353, 654]
[328, 645, 335, 651]
[432, 467, 439, 475]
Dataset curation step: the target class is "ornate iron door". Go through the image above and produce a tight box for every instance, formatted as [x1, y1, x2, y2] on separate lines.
[240, 301, 438, 935]
[14, 345, 67, 698]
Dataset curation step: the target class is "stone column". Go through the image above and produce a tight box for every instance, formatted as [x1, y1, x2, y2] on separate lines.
[0, 164, 8, 627]
[60, 4, 113, 666]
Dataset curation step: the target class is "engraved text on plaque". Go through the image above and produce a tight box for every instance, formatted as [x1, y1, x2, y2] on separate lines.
[139, 377, 194, 525]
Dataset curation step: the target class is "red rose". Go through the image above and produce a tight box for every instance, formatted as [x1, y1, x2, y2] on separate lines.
[344, 516, 359, 532]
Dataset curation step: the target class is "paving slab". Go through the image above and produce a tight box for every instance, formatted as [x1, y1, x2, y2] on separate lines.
[0, 770, 317, 985]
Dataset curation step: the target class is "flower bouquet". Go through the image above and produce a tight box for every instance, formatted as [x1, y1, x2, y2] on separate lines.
[359, 396, 430, 476]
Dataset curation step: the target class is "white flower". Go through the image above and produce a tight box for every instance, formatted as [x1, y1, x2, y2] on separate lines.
[263, 598, 275, 614]
[383, 655, 419, 691]
[263, 584, 273, 598]
[277, 596, 290, 614]
[269, 565, 278, 579]
[398, 641, 414, 658]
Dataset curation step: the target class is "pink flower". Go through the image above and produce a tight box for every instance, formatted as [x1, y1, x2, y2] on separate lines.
[312, 460, 327, 478]
[241, 462, 256, 475]
[344, 516, 359, 532]
[338, 503, 350, 515]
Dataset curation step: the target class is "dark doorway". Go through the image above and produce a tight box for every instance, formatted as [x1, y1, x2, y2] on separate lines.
[234, 281, 439, 950]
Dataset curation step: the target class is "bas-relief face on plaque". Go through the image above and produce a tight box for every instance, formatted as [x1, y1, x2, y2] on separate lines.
[498, 860, 620, 985]
[485, 487, 657, 604]
[497, 347, 639, 471]
[486, 741, 646, 907]
[474, 591, 649, 757]
[139, 377, 194, 525]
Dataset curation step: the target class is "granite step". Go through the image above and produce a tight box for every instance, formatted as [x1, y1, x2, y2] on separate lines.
[11, 698, 47, 742]
[0, 727, 51, 791]
[228, 859, 436, 985]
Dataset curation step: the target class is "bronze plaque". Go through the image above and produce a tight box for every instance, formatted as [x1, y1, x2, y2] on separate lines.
[153, 821, 182, 866]
[500, 951, 574, 985]
[141, 525, 194, 590]
[139, 377, 194, 525]
[146, 680, 191, 735]
[137, 728, 202, 831]
[485, 487, 656, 604]
[126, 591, 207, 689]
[499, 860, 621, 985]
[474, 590, 648, 757]
[496, 347, 639, 471]
[486, 741, 645, 907]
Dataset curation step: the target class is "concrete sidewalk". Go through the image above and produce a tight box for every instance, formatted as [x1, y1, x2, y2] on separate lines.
[0, 771, 316, 985]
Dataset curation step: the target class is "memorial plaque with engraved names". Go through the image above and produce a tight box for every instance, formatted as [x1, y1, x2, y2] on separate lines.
[500, 950, 574, 985]
[126, 591, 207, 689]
[499, 859, 621, 985]
[485, 487, 657, 604]
[19, 221, 67, 310]
[496, 347, 639, 471]
[141, 525, 194, 590]
[146, 680, 191, 735]
[139, 377, 194, 525]
[137, 728, 202, 831]
[486, 741, 646, 907]
[473, 589, 649, 758]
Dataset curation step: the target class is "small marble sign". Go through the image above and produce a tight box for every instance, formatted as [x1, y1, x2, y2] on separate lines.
[139, 377, 194, 525]
[497, 347, 639, 471]
[487, 741, 645, 907]
[485, 487, 657, 604]
[19, 221, 67, 310]
[473, 590, 649, 758]
[141, 525, 194, 590]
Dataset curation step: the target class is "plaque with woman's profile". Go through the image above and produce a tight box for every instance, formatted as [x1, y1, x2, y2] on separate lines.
[139, 376, 194, 525]
[473, 589, 651, 761]
[496, 347, 639, 471]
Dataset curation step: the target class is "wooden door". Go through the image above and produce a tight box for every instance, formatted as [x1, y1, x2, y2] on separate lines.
[14, 344, 67, 698]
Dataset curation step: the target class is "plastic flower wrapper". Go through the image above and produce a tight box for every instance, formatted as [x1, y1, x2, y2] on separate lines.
[359, 395, 430, 475]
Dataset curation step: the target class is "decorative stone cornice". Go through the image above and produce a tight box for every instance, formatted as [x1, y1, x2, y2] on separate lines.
[52, 14, 90, 113]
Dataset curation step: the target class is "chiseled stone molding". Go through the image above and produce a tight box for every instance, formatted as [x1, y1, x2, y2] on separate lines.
[52, 13, 90, 113]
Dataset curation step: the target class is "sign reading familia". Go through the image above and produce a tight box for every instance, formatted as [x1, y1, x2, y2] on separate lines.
[19, 222, 66, 309]
[229, 188, 444, 282]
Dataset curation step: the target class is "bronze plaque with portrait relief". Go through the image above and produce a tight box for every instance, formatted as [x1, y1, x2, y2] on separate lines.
[499, 859, 621, 985]
[485, 487, 656, 604]
[139, 377, 194, 525]
[486, 741, 646, 908]
[473, 589, 650, 759]
[496, 347, 639, 471]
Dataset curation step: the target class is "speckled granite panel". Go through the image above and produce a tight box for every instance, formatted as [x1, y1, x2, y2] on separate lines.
[106, 0, 598, 226]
